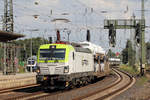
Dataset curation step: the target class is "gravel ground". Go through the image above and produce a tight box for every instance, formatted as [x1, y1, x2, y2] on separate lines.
[112, 73, 150, 100]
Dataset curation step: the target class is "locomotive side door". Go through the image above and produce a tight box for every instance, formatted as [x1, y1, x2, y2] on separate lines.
[68, 51, 75, 73]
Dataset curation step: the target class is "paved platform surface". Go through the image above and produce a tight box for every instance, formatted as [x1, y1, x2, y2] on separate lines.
[0, 72, 37, 89]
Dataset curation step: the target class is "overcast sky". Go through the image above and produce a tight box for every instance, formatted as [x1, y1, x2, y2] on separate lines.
[0, 0, 150, 53]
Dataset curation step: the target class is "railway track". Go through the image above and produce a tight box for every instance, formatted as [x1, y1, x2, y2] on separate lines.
[0, 68, 135, 100]
[0, 84, 39, 94]
[0, 84, 41, 100]
[73, 68, 136, 100]
[32, 68, 135, 100]
[0, 74, 117, 100]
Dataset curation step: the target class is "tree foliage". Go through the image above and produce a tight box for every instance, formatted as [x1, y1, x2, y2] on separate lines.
[146, 42, 150, 50]
[146, 42, 150, 61]
[107, 49, 116, 58]
[122, 48, 128, 64]
[121, 40, 135, 66]
[14, 37, 48, 61]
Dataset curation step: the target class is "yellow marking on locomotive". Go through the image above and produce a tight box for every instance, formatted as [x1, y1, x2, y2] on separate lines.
[37, 44, 74, 63]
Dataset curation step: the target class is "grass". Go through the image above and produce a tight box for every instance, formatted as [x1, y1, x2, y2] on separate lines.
[18, 66, 26, 73]
[119, 64, 139, 76]
[119, 64, 149, 85]
[136, 76, 148, 85]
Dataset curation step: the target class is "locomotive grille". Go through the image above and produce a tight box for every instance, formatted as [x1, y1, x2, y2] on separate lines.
[40, 67, 49, 74]
[55, 67, 63, 74]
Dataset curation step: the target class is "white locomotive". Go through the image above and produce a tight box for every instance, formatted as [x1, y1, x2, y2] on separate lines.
[36, 42, 110, 89]
[36, 28, 109, 89]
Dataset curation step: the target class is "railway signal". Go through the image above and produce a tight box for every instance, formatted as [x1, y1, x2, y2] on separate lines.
[108, 24, 116, 47]
[86, 29, 90, 42]
[104, 19, 146, 76]
[135, 23, 141, 45]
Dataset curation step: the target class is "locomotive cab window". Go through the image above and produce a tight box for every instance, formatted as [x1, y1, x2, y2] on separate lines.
[39, 49, 66, 60]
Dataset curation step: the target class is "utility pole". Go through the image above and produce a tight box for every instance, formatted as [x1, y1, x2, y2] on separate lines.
[4, 0, 13, 32]
[130, 14, 136, 65]
[141, 0, 145, 20]
[140, 0, 146, 76]
[28, 29, 39, 58]
[3, 0, 14, 75]
[131, 14, 139, 64]
[1, 16, 4, 30]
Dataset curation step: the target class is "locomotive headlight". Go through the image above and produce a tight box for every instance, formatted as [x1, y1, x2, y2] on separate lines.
[36, 66, 40, 74]
[64, 66, 69, 73]
[36, 69, 40, 73]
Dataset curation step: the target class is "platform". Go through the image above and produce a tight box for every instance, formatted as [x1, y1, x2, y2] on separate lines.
[0, 72, 36, 89]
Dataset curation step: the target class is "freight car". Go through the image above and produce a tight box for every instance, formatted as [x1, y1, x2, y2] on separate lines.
[36, 42, 110, 90]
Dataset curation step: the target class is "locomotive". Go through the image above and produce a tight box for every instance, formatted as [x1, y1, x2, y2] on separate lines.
[36, 30, 110, 90]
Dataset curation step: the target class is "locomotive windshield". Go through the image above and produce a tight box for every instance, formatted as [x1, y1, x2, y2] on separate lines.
[39, 49, 66, 60]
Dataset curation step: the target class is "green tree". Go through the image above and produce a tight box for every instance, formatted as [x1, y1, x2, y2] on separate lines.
[107, 49, 116, 58]
[146, 42, 150, 49]
[122, 40, 135, 66]
[122, 48, 128, 64]
[146, 42, 150, 64]
[14, 37, 48, 61]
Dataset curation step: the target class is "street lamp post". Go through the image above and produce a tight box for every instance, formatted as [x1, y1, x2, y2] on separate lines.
[30, 31, 32, 59]
[28, 29, 39, 72]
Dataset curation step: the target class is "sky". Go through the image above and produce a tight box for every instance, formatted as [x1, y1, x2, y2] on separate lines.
[0, 0, 150, 53]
